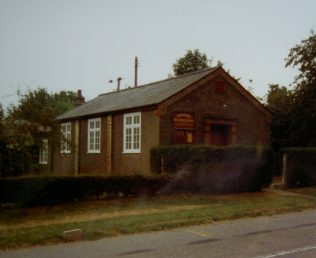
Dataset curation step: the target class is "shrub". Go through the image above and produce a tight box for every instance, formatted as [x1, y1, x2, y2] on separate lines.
[0, 176, 168, 207]
[283, 148, 316, 188]
[151, 145, 275, 194]
[0, 144, 38, 177]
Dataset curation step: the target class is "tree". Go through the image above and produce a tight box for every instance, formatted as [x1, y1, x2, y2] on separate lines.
[8, 89, 75, 125]
[0, 104, 4, 137]
[286, 31, 316, 92]
[1, 88, 76, 176]
[265, 84, 294, 150]
[266, 32, 316, 150]
[172, 49, 213, 76]
[285, 31, 316, 146]
[0, 104, 5, 176]
[6, 89, 75, 147]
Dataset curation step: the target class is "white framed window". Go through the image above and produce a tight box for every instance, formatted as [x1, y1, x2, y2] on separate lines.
[39, 139, 48, 164]
[61, 122, 71, 153]
[88, 118, 101, 153]
[123, 112, 141, 153]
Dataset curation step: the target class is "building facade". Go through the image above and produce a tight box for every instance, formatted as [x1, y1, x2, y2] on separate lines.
[39, 67, 271, 176]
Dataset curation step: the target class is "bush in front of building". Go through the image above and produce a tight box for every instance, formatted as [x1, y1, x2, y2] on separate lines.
[0, 142, 39, 178]
[0, 176, 168, 207]
[282, 148, 316, 188]
[151, 145, 275, 193]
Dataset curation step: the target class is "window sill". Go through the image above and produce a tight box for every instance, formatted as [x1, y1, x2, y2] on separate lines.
[122, 150, 141, 154]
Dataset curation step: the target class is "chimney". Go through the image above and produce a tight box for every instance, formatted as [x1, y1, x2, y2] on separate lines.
[74, 90, 85, 106]
[117, 77, 122, 91]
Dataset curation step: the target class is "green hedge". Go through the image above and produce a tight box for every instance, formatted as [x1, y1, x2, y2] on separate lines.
[0, 176, 168, 207]
[283, 148, 316, 187]
[151, 145, 274, 194]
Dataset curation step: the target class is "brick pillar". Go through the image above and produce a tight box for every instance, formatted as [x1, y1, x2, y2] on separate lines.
[282, 153, 288, 186]
[106, 115, 112, 174]
[74, 120, 80, 175]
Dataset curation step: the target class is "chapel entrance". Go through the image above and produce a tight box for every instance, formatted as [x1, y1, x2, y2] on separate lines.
[211, 124, 230, 146]
[204, 118, 237, 146]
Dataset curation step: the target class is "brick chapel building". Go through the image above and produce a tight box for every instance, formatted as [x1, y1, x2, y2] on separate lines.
[39, 66, 271, 176]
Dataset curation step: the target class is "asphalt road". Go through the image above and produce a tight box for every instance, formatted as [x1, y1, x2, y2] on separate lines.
[1, 209, 316, 258]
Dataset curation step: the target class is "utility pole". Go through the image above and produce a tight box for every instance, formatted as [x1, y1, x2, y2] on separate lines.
[134, 56, 138, 87]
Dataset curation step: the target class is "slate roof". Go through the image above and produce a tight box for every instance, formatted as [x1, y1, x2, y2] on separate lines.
[57, 67, 219, 120]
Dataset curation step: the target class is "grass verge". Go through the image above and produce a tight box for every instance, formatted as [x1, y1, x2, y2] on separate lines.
[1, 191, 316, 249]
[288, 186, 316, 196]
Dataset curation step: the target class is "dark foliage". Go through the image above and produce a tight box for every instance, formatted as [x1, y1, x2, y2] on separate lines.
[0, 88, 76, 177]
[151, 145, 275, 194]
[0, 176, 168, 207]
[265, 84, 294, 151]
[284, 32, 316, 146]
[283, 148, 316, 188]
[266, 32, 316, 150]
[172, 49, 211, 76]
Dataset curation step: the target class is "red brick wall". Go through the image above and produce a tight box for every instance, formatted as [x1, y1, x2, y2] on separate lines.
[52, 121, 76, 175]
[50, 118, 109, 175]
[78, 117, 108, 175]
[38, 139, 52, 174]
[159, 77, 270, 146]
[112, 110, 159, 176]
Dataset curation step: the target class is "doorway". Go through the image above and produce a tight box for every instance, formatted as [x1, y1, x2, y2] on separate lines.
[211, 124, 231, 146]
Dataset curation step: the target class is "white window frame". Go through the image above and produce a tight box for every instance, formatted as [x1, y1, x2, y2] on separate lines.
[39, 139, 48, 164]
[87, 118, 101, 153]
[123, 112, 141, 153]
[61, 122, 71, 153]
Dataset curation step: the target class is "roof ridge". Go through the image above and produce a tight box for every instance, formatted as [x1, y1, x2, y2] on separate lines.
[98, 66, 219, 97]
[137, 66, 218, 87]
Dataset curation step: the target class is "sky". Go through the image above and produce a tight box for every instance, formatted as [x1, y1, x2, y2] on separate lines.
[0, 0, 315, 109]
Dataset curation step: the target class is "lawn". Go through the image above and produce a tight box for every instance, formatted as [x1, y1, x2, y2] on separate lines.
[1, 190, 316, 249]
[288, 186, 316, 196]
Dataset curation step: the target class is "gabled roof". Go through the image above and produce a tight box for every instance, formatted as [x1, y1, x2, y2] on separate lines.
[57, 67, 219, 120]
